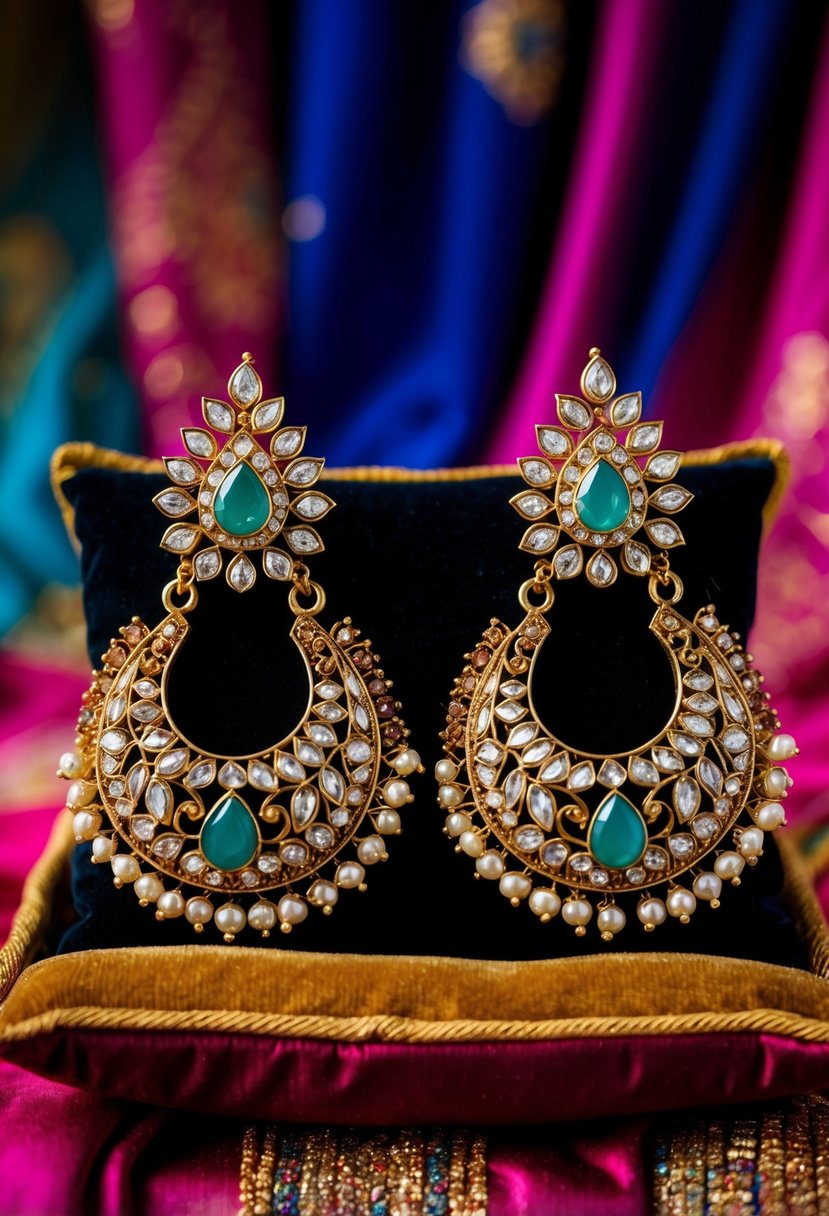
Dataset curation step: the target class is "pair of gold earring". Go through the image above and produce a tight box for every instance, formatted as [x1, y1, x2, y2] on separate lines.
[60, 351, 796, 943]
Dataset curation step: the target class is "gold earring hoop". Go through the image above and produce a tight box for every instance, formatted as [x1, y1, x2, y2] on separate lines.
[60, 354, 422, 941]
[437, 349, 795, 940]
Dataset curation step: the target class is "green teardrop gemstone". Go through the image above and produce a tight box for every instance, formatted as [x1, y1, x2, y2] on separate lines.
[575, 459, 630, 532]
[200, 793, 259, 871]
[588, 791, 647, 869]
[213, 462, 271, 536]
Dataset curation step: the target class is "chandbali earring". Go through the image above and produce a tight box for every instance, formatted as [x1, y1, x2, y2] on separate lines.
[437, 350, 796, 940]
[60, 354, 421, 941]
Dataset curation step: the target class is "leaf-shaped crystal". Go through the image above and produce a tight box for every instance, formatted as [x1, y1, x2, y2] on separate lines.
[228, 362, 261, 407]
[528, 785, 554, 830]
[145, 779, 172, 820]
[586, 551, 616, 587]
[161, 524, 199, 553]
[185, 760, 215, 789]
[182, 428, 217, 459]
[320, 767, 345, 802]
[536, 425, 572, 458]
[622, 541, 650, 575]
[292, 787, 319, 827]
[519, 457, 555, 487]
[645, 519, 683, 548]
[271, 427, 306, 457]
[164, 458, 199, 485]
[554, 545, 583, 578]
[510, 491, 552, 519]
[645, 451, 681, 480]
[264, 547, 292, 580]
[252, 398, 284, 431]
[284, 457, 323, 487]
[285, 527, 323, 554]
[520, 524, 558, 554]
[651, 484, 692, 512]
[609, 392, 642, 427]
[674, 777, 701, 821]
[582, 356, 615, 402]
[154, 489, 194, 517]
[556, 396, 592, 430]
[157, 749, 188, 776]
[195, 548, 221, 580]
[292, 493, 332, 520]
[202, 400, 234, 432]
[227, 553, 256, 592]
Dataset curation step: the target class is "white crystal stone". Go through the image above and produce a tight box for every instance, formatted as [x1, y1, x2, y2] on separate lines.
[204, 400, 234, 430]
[253, 399, 283, 430]
[321, 767, 346, 802]
[540, 754, 569, 783]
[500, 680, 526, 699]
[537, 425, 571, 457]
[522, 525, 558, 553]
[527, 784, 554, 830]
[669, 833, 695, 859]
[630, 757, 659, 785]
[292, 787, 319, 827]
[101, 729, 128, 753]
[194, 549, 221, 580]
[514, 826, 545, 852]
[354, 703, 370, 731]
[307, 724, 336, 746]
[277, 753, 305, 781]
[514, 492, 551, 519]
[477, 741, 503, 764]
[652, 485, 690, 511]
[610, 392, 641, 427]
[315, 681, 343, 702]
[233, 434, 253, 458]
[216, 761, 245, 788]
[185, 760, 215, 789]
[594, 432, 614, 451]
[182, 428, 216, 458]
[183, 854, 206, 876]
[626, 867, 646, 883]
[346, 740, 372, 764]
[577, 449, 593, 466]
[583, 358, 614, 401]
[280, 841, 308, 867]
[646, 451, 681, 480]
[285, 458, 322, 487]
[230, 363, 261, 405]
[698, 757, 723, 796]
[722, 726, 750, 752]
[508, 723, 537, 747]
[628, 424, 661, 452]
[557, 396, 592, 429]
[243, 761, 274, 792]
[522, 458, 554, 486]
[674, 777, 701, 821]
[145, 780, 172, 820]
[672, 733, 702, 756]
[127, 763, 148, 799]
[315, 701, 346, 723]
[101, 754, 119, 775]
[166, 458, 200, 484]
[131, 816, 156, 842]
[567, 761, 595, 790]
[685, 692, 717, 714]
[554, 546, 583, 578]
[644, 847, 667, 871]
[156, 748, 188, 777]
[228, 553, 256, 592]
[691, 814, 718, 841]
[156, 490, 193, 518]
[541, 840, 568, 869]
[495, 701, 526, 722]
[152, 835, 183, 860]
[504, 770, 525, 808]
[565, 466, 580, 482]
[623, 466, 640, 484]
[681, 714, 714, 737]
[296, 740, 324, 766]
[623, 541, 650, 574]
[722, 690, 746, 721]
[586, 551, 615, 587]
[522, 739, 552, 765]
[107, 696, 126, 722]
[569, 854, 593, 873]
[684, 671, 713, 691]
[652, 747, 683, 773]
[271, 427, 305, 457]
[476, 764, 495, 787]
[293, 493, 330, 520]
[597, 759, 626, 788]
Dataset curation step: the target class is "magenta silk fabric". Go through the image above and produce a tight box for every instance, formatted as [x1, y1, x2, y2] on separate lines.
[90, 0, 280, 457]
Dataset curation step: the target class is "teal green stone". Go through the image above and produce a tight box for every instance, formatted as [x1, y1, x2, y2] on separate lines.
[213, 462, 271, 536]
[200, 793, 259, 871]
[588, 791, 647, 869]
[575, 459, 630, 532]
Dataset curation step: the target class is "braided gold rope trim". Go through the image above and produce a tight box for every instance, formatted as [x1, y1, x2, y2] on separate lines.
[653, 1095, 829, 1215]
[50, 437, 790, 551]
[238, 1127, 487, 1216]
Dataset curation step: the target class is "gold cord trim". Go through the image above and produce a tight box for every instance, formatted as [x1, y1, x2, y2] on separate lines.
[50, 438, 790, 550]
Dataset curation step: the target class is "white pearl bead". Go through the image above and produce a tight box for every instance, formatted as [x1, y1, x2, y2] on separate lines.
[376, 809, 401, 835]
[215, 903, 246, 934]
[111, 855, 139, 882]
[73, 810, 101, 841]
[597, 905, 626, 937]
[666, 888, 696, 920]
[714, 851, 745, 880]
[529, 889, 561, 919]
[157, 890, 185, 918]
[562, 898, 592, 927]
[764, 767, 789, 797]
[134, 874, 163, 903]
[438, 783, 463, 808]
[383, 780, 410, 808]
[92, 835, 114, 862]
[336, 861, 365, 888]
[739, 827, 764, 857]
[754, 802, 785, 830]
[66, 780, 96, 807]
[278, 896, 307, 926]
[637, 898, 667, 928]
[767, 733, 796, 761]
[59, 751, 82, 778]
[459, 830, 484, 858]
[445, 812, 471, 838]
[693, 872, 722, 902]
[475, 850, 505, 879]
[357, 835, 387, 865]
[435, 759, 459, 782]
[185, 897, 213, 925]
[248, 901, 277, 932]
[499, 872, 531, 901]
[309, 880, 338, 908]
[391, 748, 421, 775]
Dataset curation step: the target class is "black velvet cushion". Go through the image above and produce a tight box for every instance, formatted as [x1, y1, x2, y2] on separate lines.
[57, 457, 806, 967]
